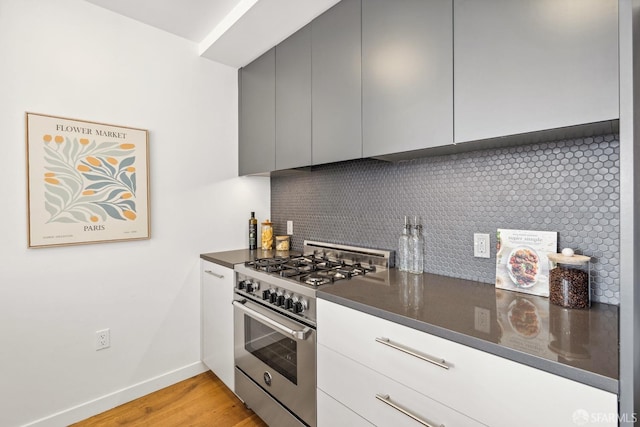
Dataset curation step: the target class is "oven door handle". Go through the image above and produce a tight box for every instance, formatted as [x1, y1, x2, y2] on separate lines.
[232, 300, 312, 340]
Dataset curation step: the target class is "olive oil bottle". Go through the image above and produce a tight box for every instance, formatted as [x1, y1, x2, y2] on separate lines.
[249, 212, 257, 250]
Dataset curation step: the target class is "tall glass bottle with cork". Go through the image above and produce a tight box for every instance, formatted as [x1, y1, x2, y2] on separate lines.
[409, 216, 424, 274]
[398, 216, 411, 271]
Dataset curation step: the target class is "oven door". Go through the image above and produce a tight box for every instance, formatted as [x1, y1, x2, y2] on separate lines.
[233, 297, 316, 426]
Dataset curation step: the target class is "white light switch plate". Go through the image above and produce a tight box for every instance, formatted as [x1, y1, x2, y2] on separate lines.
[287, 221, 293, 235]
[474, 233, 490, 258]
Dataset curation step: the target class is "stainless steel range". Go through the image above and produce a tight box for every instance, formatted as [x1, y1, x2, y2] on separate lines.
[233, 240, 393, 427]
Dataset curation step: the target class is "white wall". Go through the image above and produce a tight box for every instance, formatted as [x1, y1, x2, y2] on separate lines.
[0, 1, 270, 426]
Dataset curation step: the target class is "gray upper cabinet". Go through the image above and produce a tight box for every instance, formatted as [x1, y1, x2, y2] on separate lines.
[453, 0, 619, 144]
[239, 48, 275, 175]
[362, 0, 453, 158]
[239, 0, 619, 174]
[312, 0, 362, 165]
[276, 25, 312, 170]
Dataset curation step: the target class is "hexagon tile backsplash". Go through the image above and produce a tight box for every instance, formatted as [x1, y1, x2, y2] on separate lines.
[271, 134, 620, 305]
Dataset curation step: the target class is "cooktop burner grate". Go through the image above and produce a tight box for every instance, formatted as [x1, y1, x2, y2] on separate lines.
[246, 255, 376, 286]
[243, 240, 394, 288]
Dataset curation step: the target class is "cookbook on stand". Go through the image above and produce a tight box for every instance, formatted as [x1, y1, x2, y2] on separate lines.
[495, 229, 558, 297]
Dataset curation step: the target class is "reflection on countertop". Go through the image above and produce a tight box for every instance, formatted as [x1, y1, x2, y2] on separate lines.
[496, 290, 617, 376]
[318, 269, 618, 393]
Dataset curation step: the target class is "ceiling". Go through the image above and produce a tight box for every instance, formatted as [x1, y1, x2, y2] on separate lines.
[84, 0, 341, 68]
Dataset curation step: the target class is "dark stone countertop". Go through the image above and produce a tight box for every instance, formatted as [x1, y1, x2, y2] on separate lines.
[200, 249, 618, 393]
[318, 269, 619, 394]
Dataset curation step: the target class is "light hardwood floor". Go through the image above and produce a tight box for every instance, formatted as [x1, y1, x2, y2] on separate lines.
[71, 371, 268, 427]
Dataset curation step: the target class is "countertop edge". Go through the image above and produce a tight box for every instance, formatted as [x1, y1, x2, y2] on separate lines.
[200, 253, 235, 269]
[318, 291, 619, 394]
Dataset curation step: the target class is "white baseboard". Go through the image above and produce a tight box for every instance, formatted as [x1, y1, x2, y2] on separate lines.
[22, 362, 208, 427]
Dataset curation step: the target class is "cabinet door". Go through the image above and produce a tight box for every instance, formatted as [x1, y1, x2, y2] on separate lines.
[276, 24, 312, 170]
[201, 260, 235, 391]
[362, 0, 453, 157]
[239, 48, 275, 175]
[454, 0, 619, 143]
[311, 0, 362, 165]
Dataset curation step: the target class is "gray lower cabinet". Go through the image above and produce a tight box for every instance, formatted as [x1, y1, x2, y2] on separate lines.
[311, 0, 362, 165]
[239, 48, 275, 175]
[362, 0, 453, 158]
[453, 0, 619, 144]
[275, 24, 312, 170]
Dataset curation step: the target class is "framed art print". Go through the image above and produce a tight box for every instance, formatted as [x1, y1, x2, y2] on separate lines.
[26, 112, 150, 248]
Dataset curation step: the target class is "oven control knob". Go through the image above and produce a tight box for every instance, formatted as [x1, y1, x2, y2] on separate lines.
[237, 280, 248, 290]
[269, 292, 278, 304]
[293, 298, 308, 314]
[284, 298, 294, 310]
[293, 301, 303, 313]
[262, 289, 271, 300]
[276, 295, 285, 306]
[246, 282, 254, 293]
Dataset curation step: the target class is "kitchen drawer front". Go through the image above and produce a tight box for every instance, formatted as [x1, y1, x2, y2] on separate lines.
[317, 299, 617, 427]
[318, 343, 485, 427]
[317, 389, 374, 427]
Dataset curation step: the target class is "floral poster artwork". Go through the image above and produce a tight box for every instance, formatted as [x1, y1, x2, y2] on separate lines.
[26, 113, 150, 248]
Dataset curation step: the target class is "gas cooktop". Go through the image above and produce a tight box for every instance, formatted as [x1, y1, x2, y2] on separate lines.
[234, 241, 394, 326]
[244, 253, 379, 286]
[244, 240, 393, 286]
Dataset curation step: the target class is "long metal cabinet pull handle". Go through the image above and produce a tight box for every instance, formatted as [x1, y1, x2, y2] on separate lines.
[204, 270, 224, 279]
[375, 337, 449, 370]
[375, 394, 444, 427]
[232, 300, 311, 340]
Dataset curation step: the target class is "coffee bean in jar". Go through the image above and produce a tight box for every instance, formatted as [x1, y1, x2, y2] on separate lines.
[547, 252, 591, 309]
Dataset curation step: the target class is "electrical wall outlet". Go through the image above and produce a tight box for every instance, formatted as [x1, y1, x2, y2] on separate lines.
[287, 220, 293, 235]
[95, 328, 110, 351]
[474, 307, 491, 334]
[474, 233, 490, 258]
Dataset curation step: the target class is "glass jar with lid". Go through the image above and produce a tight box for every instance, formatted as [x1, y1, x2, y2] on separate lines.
[275, 235, 290, 251]
[261, 219, 274, 250]
[548, 252, 591, 309]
